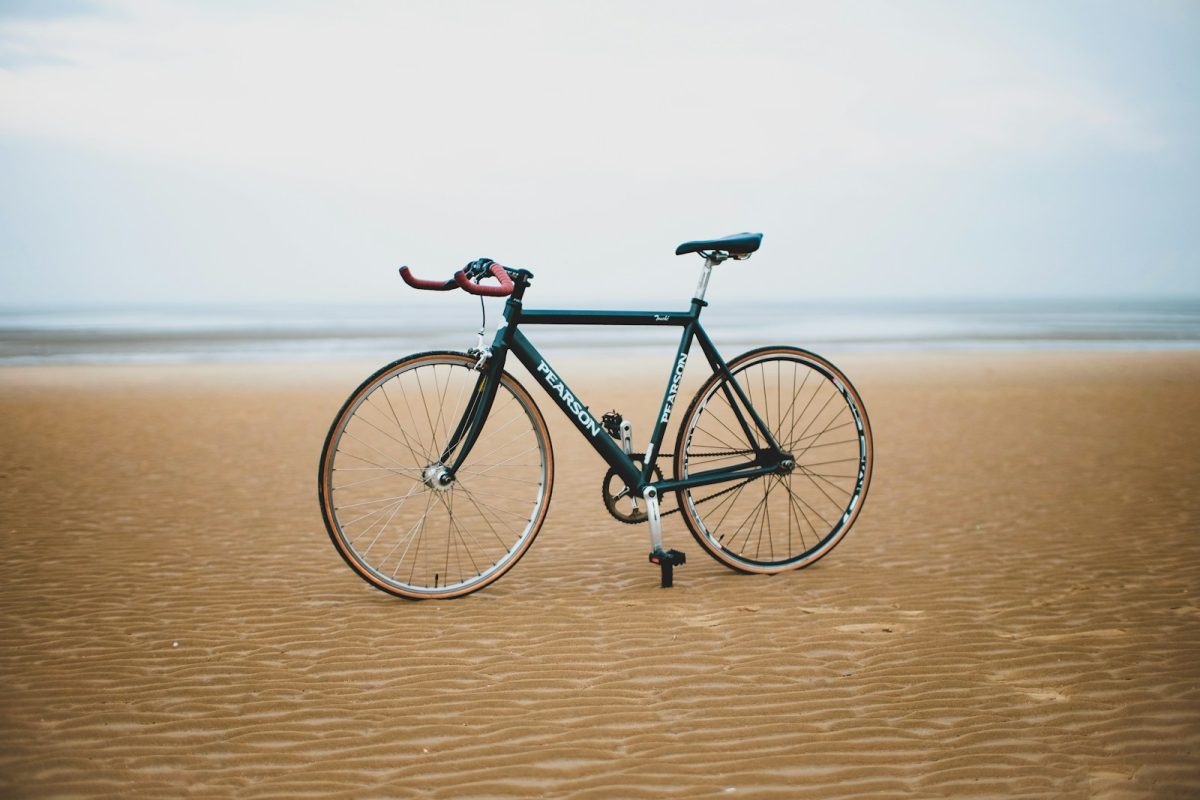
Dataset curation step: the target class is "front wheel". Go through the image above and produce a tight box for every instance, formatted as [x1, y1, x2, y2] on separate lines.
[674, 347, 873, 574]
[318, 352, 554, 599]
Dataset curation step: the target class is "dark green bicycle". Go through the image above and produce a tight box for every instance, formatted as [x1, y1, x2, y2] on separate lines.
[318, 233, 873, 599]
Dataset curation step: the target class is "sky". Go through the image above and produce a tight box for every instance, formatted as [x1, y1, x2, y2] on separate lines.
[1, 0, 1198, 306]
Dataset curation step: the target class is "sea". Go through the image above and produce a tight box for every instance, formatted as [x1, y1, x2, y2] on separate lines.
[1, 298, 1198, 365]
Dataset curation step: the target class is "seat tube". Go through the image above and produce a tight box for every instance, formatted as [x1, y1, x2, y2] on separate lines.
[643, 322, 697, 480]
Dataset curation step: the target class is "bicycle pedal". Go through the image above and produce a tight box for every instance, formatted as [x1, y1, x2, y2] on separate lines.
[648, 549, 686, 588]
[601, 410, 623, 439]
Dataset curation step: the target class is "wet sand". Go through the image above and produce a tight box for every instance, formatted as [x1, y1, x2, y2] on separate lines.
[1, 350, 1198, 798]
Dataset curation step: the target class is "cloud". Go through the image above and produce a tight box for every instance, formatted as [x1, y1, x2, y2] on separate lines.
[0, 0, 106, 21]
[0, 0, 1168, 188]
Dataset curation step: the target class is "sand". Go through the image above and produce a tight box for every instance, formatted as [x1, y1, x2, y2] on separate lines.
[1, 350, 1198, 798]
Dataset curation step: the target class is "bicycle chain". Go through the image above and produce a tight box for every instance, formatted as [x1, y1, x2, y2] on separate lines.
[604, 449, 762, 523]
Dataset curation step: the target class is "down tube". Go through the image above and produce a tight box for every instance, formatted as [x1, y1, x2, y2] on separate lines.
[508, 329, 643, 489]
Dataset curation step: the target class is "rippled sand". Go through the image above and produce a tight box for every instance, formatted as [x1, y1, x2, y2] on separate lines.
[1, 351, 1198, 798]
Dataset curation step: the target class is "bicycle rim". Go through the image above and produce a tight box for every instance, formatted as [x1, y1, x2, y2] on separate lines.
[319, 352, 553, 599]
[674, 347, 872, 573]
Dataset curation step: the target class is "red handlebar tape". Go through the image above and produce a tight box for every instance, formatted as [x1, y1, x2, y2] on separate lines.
[398, 266, 457, 291]
[454, 264, 515, 297]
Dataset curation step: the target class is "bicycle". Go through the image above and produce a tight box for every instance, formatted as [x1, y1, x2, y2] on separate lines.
[317, 233, 873, 599]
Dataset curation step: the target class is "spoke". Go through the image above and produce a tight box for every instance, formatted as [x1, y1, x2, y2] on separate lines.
[794, 408, 852, 460]
[776, 367, 811, 448]
[341, 494, 409, 535]
[355, 487, 413, 556]
[447, 513, 466, 587]
[800, 467, 855, 497]
[774, 360, 781, 442]
[760, 362, 771, 442]
[693, 421, 748, 455]
[442, 489, 489, 556]
[335, 447, 423, 475]
[430, 364, 455, 456]
[369, 388, 429, 466]
[334, 470, 414, 491]
[400, 491, 438, 583]
[714, 477, 769, 552]
[696, 474, 750, 534]
[798, 457, 861, 468]
[731, 487, 772, 555]
[790, 433, 857, 451]
[782, 476, 800, 554]
[460, 421, 536, 468]
[453, 484, 531, 528]
[467, 398, 531, 453]
[371, 489, 433, 574]
[790, 419, 854, 450]
[777, 479, 833, 530]
[343, 415, 426, 471]
[457, 445, 541, 477]
[453, 471, 542, 485]
[790, 388, 838, 450]
[783, 362, 798, 445]
[334, 465, 423, 472]
[441, 490, 462, 588]
[336, 484, 425, 514]
[706, 390, 757, 451]
[783, 376, 826, 447]
[379, 378, 425, 460]
[453, 483, 521, 549]
[685, 451, 748, 469]
[438, 491, 484, 580]
[395, 371, 434, 461]
[413, 368, 441, 461]
[729, 367, 758, 453]
[782, 475, 814, 551]
[759, 477, 775, 561]
[798, 467, 847, 512]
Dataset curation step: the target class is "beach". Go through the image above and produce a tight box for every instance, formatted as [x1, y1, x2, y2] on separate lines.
[1, 350, 1198, 798]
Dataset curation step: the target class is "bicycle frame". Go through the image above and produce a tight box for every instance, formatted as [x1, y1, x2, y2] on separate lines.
[438, 271, 788, 501]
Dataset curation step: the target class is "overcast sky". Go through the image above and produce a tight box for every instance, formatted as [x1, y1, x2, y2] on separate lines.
[2, 0, 1198, 305]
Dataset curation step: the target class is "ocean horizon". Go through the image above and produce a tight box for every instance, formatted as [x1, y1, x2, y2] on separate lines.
[2, 297, 1199, 366]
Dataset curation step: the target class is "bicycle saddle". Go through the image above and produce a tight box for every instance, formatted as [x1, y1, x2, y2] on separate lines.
[675, 232, 763, 256]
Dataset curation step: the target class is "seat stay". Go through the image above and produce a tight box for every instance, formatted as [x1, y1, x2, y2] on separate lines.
[692, 323, 783, 456]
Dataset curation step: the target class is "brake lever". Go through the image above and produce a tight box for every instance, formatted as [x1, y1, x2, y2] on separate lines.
[464, 257, 495, 280]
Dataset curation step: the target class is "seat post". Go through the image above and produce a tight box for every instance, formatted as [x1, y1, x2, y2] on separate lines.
[693, 254, 721, 303]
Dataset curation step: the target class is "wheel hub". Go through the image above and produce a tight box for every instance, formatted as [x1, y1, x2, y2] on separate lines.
[422, 464, 454, 492]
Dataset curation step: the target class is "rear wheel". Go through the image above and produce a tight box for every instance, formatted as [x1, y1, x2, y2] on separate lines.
[318, 352, 554, 599]
[674, 347, 872, 573]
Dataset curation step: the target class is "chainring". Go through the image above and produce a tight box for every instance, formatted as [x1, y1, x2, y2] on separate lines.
[602, 455, 664, 524]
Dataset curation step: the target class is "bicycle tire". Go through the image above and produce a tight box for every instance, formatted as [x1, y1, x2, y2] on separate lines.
[673, 346, 872, 573]
[318, 351, 554, 599]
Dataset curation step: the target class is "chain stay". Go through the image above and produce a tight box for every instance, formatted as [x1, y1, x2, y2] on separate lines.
[606, 449, 760, 521]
